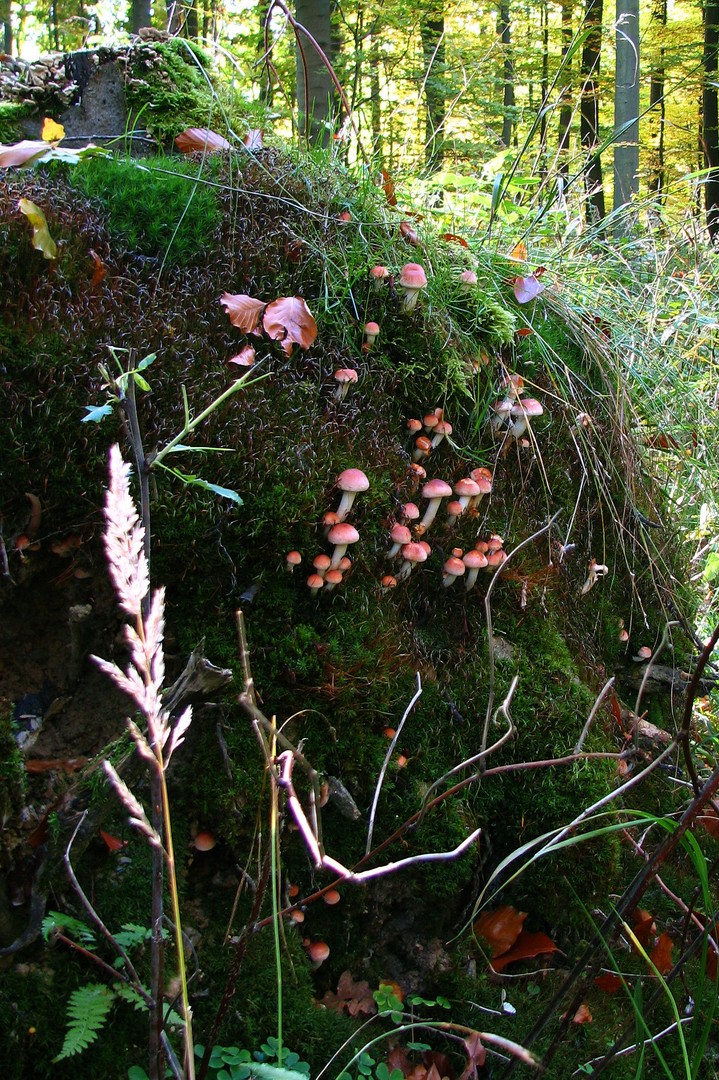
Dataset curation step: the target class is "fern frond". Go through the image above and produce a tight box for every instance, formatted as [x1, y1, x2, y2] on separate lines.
[42, 910, 97, 947]
[53, 983, 115, 1061]
[113, 922, 151, 950]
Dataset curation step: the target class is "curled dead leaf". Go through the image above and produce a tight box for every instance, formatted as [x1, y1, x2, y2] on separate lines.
[220, 292, 266, 334]
[175, 127, 231, 153]
[262, 296, 318, 355]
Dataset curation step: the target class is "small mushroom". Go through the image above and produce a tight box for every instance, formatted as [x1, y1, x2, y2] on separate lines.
[509, 397, 544, 440]
[419, 478, 453, 532]
[334, 368, 358, 402]
[397, 541, 429, 581]
[459, 269, 478, 291]
[313, 553, 331, 577]
[430, 420, 453, 450]
[442, 555, 466, 587]
[463, 548, 488, 591]
[285, 551, 302, 573]
[446, 500, 464, 528]
[327, 522, 360, 568]
[307, 573, 325, 597]
[335, 468, 369, 521]
[388, 523, 412, 558]
[413, 435, 432, 462]
[370, 265, 389, 291]
[364, 321, 380, 350]
[398, 263, 428, 311]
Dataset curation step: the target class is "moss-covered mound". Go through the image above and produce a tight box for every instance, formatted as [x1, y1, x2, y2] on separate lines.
[0, 147, 696, 1079]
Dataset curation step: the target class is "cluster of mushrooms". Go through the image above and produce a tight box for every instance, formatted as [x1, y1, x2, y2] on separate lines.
[489, 372, 545, 443]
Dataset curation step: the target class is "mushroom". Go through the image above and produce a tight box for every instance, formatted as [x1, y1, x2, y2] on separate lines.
[323, 889, 341, 905]
[334, 368, 358, 402]
[459, 269, 478, 291]
[322, 511, 341, 538]
[364, 321, 380, 349]
[327, 522, 360, 568]
[193, 831, 216, 852]
[307, 573, 324, 597]
[388, 523, 412, 558]
[335, 468, 369, 520]
[413, 435, 432, 462]
[313, 553, 331, 577]
[509, 397, 544, 440]
[306, 940, 330, 965]
[397, 541, 429, 581]
[430, 420, 453, 450]
[454, 477, 481, 513]
[370, 265, 389, 291]
[398, 263, 428, 311]
[323, 568, 344, 591]
[634, 645, 652, 662]
[402, 502, 420, 524]
[407, 418, 423, 434]
[468, 467, 493, 509]
[446, 500, 464, 528]
[423, 413, 440, 436]
[490, 398, 514, 432]
[285, 551, 302, 573]
[442, 555, 466, 587]
[418, 478, 453, 532]
[463, 549, 488, 591]
[380, 574, 398, 592]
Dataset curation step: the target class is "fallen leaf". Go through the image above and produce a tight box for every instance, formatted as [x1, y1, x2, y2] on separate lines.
[220, 292, 266, 334]
[475, 905, 527, 956]
[400, 220, 420, 245]
[25, 757, 87, 773]
[491, 930, 561, 972]
[0, 140, 51, 167]
[697, 807, 719, 839]
[321, 970, 377, 1017]
[632, 910, 656, 951]
[515, 327, 534, 337]
[594, 972, 623, 993]
[174, 127, 230, 153]
[100, 830, 128, 852]
[89, 248, 106, 287]
[572, 1003, 592, 1024]
[41, 116, 65, 142]
[507, 241, 528, 262]
[381, 169, 397, 206]
[440, 232, 469, 248]
[227, 345, 256, 368]
[244, 129, 264, 149]
[513, 273, 545, 304]
[457, 1030, 486, 1080]
[18, 198, 57, 258]
[262, 296, 318, 355]
[649, 932, 674, 976]
[24, 492, 42, 538]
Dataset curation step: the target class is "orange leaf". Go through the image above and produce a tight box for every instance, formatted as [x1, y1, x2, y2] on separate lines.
[174, 127, 230, 153]
[649, 932, 674, 976]
[228, 345, 256, 368]
[632, 911, 656, 951]
[491, 930, 560, 972]
[220, 293, 266, 334]
[515, 327, 534, 337]
[507, 241, 528, 262]
[475, 905, 527, 956]
[594, 972, 623, 994]
[89, 248, 106, 287]
[381, 169, 397, 207]
[100, 830, 128, 852]
[440, 232, 469, 248]
[572, 1003, 592, 1024]
[399, 221, 420, 245]
[262, 296, 318, 355]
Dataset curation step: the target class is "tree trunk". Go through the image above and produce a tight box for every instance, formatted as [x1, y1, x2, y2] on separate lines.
[647, 0, 667, 196]
[295, 0, 336, 145]
[497, 0, 515, 148]
[613, 0, 639, 216]
[420, 5, 446, 172]
[1, 0, 12, 53]
[557, 0, 573, 177]
[580, 0, 605, 220]
[370, 31, 382, 156]
[539, 0, 549, 172]
[703, 0, 719, 239]
[131, 0, 151, 34]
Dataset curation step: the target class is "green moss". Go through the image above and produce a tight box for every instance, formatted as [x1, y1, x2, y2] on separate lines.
[68, 154, 221, 265]
[0, 101, 35, 144]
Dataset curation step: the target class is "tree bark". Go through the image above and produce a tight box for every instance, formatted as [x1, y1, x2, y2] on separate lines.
[1, 0, 12, 53]
[647, 0, 667, 196]
[131, 0, 151, 34]
[420, 5, 446, 172]
[703, 0, 719, 239]
[295, 0, 336, 145]
[580, 0, 605, 220]
[557, 0, 573, 177]
[497, 0, 515, 148]
[613, 0, 639, 215]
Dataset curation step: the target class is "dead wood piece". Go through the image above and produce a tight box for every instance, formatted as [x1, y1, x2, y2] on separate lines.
[163, 639, 233, 714]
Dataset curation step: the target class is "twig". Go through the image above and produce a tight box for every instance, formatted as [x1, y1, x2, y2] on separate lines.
[481, 510, 562, 761]
[366, 673, 422, 855]
[633, 619, 678, 721]
[573, 676, 615, 754]
[574, 1018, 694, 1075]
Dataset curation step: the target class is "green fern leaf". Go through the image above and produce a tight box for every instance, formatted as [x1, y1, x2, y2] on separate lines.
[53, 983, 115, 1061]
[42, 910, 97, 947]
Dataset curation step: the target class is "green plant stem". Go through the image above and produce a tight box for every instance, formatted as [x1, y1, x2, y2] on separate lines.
[270, 724, 284, 1069]
[151, 371, 268, 469]
[159, 759, 196, 1080]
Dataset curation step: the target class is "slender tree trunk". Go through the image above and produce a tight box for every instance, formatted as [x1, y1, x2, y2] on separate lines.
[1, 0, 12, 52]
[703, 0, 719, 238]
[370, 32, 382, 155]
[580, 0, 605, 220]
[295, 0, 336, 145]
[613, 0, 639, 217]
[131, 0, 151, 34]
[647, 0, 666, 196]
[557, 0, 573, 177]
[420, 5, 446, 172]
[497, 0, 515, 148]
[539, 0, 549, 172]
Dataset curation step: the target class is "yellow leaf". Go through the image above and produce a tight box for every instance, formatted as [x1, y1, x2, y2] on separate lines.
[507, 241, 528, 262]
[41, 117, 65, 142]
[18, 198, 58, 259]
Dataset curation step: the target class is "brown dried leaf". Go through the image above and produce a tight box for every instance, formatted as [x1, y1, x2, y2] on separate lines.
[491, 930, 561, 972]
[474, 905, 527, 956]
[227, 345, 256, 368]
[175, 127, 230, 153]
[321, 971, 376, 1017]
[649, 932, 674, 976]
[262, 296, 318, 355]
[572, 1003, 592, 1024]
[244, 129, 264, 149]
[400, 220, 420, 245]
[697, 807, 719, 839]
[457, 1031, 486, 1080]
[220, 293, 266, 334]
